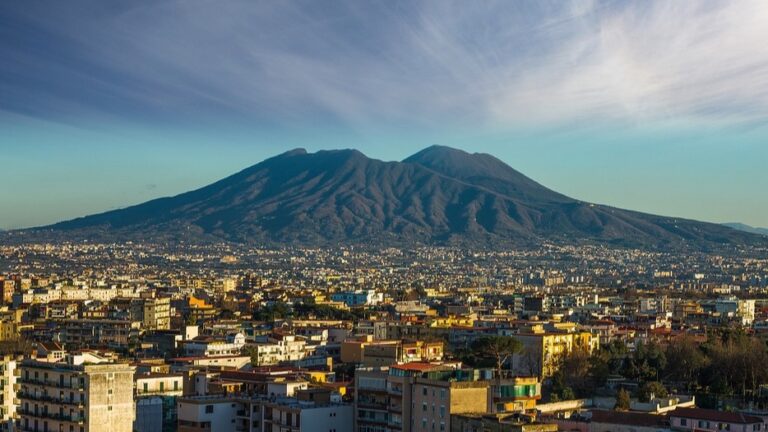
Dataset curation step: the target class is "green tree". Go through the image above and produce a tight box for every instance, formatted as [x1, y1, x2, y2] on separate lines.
[471, 336, 522, 375]
[638, 381, 668, 402]
[701, 332, 768, 398]
[615, 388, 631, 410]
[552, 349, 594, 397]
[625, 341, 666, 382]
[664, 336, 707, 389]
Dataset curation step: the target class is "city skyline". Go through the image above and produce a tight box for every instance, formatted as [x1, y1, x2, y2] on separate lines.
[2, 0, 768, 229]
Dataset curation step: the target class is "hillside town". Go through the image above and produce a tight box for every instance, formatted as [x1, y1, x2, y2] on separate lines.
[0, 242, 766, 432]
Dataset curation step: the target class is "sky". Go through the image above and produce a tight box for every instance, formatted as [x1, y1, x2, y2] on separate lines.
[1, 0, 768, 230]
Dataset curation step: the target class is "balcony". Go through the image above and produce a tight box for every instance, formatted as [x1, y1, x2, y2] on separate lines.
[17, 409, 84, 424]
[17, 378, 84, 390]
[17, 392, 84, 407]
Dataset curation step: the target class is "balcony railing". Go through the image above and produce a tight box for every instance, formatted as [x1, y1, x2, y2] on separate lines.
[17, 378, 84, 390]
[17, 391, 84, 406]
[17, 409, 84, 423]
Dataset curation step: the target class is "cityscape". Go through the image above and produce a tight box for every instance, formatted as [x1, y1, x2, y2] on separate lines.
[3, 2, 768, 432]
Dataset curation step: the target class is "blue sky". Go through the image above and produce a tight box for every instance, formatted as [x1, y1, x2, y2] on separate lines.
[1, 0, 767, 229]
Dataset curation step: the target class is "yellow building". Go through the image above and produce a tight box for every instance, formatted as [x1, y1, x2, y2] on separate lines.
[0, 308, 26, 341]
[428, 315, 476, 328]
[513, 324, 598, 378]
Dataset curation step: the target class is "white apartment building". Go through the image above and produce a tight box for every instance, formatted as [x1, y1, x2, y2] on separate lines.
[177, 390, 352, 432]
[0, 355, 17, 430]
[183, 333, 246, 357]
[18, 351, 136, 432]
[250, 335, 308, 366]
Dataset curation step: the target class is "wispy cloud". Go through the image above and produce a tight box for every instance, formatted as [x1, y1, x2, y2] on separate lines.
[2, 0, 768, 129]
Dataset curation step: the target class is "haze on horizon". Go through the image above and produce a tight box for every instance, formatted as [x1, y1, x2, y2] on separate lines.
[1, 0, 767, 230]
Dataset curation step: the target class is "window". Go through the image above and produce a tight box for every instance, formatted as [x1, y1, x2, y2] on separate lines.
[422, 403, 427, 412]
[205, 405, 214, 413]
[422, 388, 427, 396]
[440, 389, 446, 400]
[681, 419, 688, 427]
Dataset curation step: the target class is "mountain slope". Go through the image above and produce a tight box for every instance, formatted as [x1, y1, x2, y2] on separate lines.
[723, 223, 768, 237]
[29, 146, 765, 249]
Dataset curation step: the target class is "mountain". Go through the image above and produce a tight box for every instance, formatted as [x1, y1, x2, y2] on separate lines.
[722, 223, 768, 237]
[20, 146, 766, 249]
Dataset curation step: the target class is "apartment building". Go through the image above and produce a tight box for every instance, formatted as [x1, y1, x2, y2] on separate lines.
[57, 320, 140, 348]
[670, 408, 764, 432]
[133, 296, 171, 331]
[513, 324, 598, 378]
[250, 334, 308, 366]
[355, 363, 542, 432]
[0, 355, 18, 430]
[341, 336, 444, 366]
[182, 333, 246, 357]
[135, 373, 184, 432]
[177, 388, 352, 432]
[17, 351, 136, 432]
[331, 290, 383, 307]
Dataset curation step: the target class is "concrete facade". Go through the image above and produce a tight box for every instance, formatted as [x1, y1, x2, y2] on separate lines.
[18, 353, 136, 432]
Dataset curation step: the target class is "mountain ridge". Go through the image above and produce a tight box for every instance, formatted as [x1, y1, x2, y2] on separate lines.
[15, 146, 766, 250]
[723, 223, 768, 237]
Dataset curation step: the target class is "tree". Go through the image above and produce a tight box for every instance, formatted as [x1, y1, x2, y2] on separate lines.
[625, 341, 666, 382]
[242, 345, 261, 366]
[471, 336, 522, 375]
[701, 332, 768, 398]
[615, 388, 631, 410]
[638, 381, 668, 402]
[664, 336, 707, 389]
[551, 349, 594, 397]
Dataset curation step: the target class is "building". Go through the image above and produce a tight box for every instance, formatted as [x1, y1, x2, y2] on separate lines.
[18, 351, 136, 432]
[331, 290, 383, 307]
[341, 337, 444, 366]
[136, 373, 184, 397]
[177, 388, 353, 432]
[250, 334, 308, 366]
[451, 413, 558, 432]
[182, 333, 246, 357]
[0, 355, 18, 430]
[355, 363, 542, 432]
[140, 296, 172, 331]
[513, 324, 598, 378]
[669, 408, 764, 432]
[135, 373, 185, 432]
[57, 319, 139, 348]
